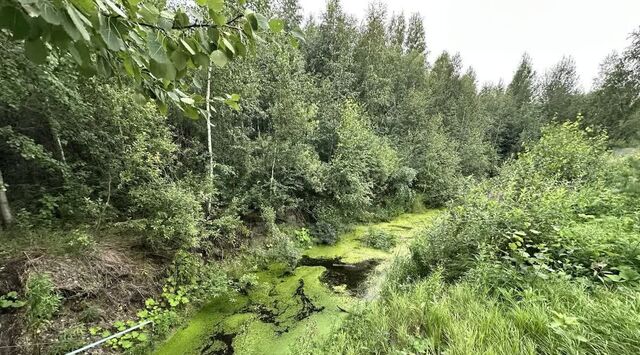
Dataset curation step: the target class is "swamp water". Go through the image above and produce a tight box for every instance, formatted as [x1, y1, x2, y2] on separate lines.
[154, 211, 440, 355]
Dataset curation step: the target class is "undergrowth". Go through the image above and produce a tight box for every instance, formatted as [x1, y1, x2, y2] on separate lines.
[300, 122, 640, 355]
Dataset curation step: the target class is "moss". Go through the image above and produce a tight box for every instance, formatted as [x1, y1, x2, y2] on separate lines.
[154, 210, 442, 355]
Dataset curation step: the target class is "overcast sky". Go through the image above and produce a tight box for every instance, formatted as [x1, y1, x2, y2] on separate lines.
[298, 0, 640, 90]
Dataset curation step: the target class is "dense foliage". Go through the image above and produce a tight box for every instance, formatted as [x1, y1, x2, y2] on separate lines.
[310, 123, 640, 354]
[1, 0, 639, 353]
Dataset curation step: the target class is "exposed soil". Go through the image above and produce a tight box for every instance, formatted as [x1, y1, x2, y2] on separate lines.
[0, 243, 165, 354]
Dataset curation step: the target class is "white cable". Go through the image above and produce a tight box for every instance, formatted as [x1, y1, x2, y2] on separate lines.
[65, 320, 152, 355]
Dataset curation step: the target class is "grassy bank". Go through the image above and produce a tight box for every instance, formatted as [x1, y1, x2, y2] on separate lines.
[301, 123, 640, 354]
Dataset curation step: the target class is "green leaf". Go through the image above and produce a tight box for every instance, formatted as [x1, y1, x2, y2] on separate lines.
[211, 12, 226, 26]
[139, 4, 159, 23]
[221, 37, 235, 54]
[242, 21, 254, 38]
[206, 0, 224, 12]
[96, 55, 112, 76]
[245, 12, 258, 31]
[234, 41, 246, 57]
[99, 15, 124, 51]
[173, 10, 189, 28]
[25, 39, 49, 64]
[102, 0, 127, 18]
[192, 52, 209, 68]
[67, 41, 91, 66]
[210, 50, 228, 68]
[179, 38, 196, 55]
[606, 274, 622, 282]
[70, 0, 96, 13]
[183, 105, 199, 119]
[149, 59, 176, 81]
[66, 4, 91, 41]
[123, 55, 139, 77]
[268, 19, 284, 33]
[291, 29, 305, 43]
[157, 10, 174, 30]
[40, 2, 63, 25]
[254, 13, 269, 30]
[120, 340, 133, 349]
[147, 33, 169, 63]
[61, 12, 82, 40]
[170, 49, 188, 70]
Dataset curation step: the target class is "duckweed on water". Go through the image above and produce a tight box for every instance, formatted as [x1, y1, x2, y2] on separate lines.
[154, 211, 441, 355]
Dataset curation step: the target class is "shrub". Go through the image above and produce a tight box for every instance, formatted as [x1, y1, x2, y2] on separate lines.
[25, 273, 61, 336]
[411, 122, 618, 281]
[325, 101, 401, 218]
[363, 228, 396, 250]
[292, 228, 313, 248]
[128, 181, 202, 252]
[311, 221, 338, 245]
[264, 232, 301, 270]
[236, 274, 259, 295]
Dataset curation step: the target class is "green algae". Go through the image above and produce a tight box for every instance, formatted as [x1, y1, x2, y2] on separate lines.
[153, 210, 441, 355]
[155, 265, 351, 355]
[304, 210, 441, 263]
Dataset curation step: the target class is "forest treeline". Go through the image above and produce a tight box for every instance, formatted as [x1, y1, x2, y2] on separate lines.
[1, 0, 640, 353]
[1, 0, 639, 252]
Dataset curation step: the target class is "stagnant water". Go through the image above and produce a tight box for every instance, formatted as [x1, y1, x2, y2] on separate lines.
[298, 256, 381, 296]
[154, 211, 441, 355]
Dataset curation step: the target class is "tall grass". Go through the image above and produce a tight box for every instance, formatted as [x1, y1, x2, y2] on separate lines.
[300, 124, 640, 354]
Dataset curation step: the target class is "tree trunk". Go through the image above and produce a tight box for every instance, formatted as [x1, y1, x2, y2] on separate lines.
[50, 120, 66, 164]
[205, 67, 214, 215]
[0, 168, 14, 228]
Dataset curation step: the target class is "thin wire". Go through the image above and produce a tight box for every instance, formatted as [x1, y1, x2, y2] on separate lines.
[65, 320, 152, 355]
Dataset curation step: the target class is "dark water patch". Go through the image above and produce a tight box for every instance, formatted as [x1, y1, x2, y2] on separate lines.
[294, 279, 325, 321]
[201, 332, 235, 355]
[298, 256, 381, 296]
[251, 304, 282, 326]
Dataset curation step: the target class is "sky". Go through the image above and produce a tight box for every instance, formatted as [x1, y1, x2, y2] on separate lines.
[298, 0, 640, 90]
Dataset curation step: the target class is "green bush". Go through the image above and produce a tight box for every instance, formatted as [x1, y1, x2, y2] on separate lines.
[311, 221, 338, 245]
[25, 273, 61, 335]
[292, 228, 313, 248]
[326, 101, 401, 218]
[128, 181, 203, 252]
[363, 228, 396, 250]
[410, 122, 619, 281]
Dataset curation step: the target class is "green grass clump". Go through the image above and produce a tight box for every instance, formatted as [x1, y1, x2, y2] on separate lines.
[306, 271, 640, 355]
[362, 228, 396, 250]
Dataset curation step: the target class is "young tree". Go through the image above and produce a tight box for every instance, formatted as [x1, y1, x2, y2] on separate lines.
[276, 0, 303, 29]
[405, 13, 427, 55]
[586, 39, 640, 144]
[541, 56, 581, 121]
[508, 53, 536, 108]
[354, 3, 394, 121]
[388, 13, 406, 48]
